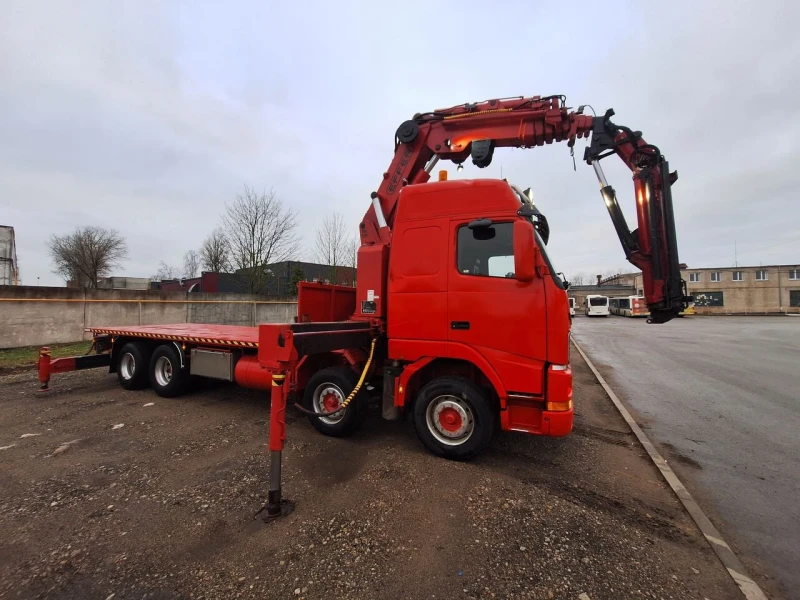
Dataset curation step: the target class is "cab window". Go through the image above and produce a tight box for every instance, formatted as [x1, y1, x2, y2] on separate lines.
[457, 223, 514, 278]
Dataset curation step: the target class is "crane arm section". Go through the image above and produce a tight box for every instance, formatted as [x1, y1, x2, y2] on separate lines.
[359, 95, 688, 323]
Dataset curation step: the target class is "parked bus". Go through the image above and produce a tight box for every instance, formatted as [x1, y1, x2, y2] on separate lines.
[568, 297, 576, 318]
[609, 296, 650, 318]
[584, 295, 610, 317]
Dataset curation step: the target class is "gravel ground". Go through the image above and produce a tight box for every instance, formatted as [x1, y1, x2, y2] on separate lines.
[0, 348, 742, 599]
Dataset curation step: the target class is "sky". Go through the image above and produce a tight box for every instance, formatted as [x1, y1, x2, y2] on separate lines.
[1, 0, 798, 286]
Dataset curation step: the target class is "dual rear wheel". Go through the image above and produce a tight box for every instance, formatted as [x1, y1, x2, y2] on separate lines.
[116, 342, 187, 397]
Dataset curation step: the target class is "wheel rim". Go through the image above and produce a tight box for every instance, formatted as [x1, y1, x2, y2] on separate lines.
[154, 356, 173, 387]
[313, 383, 346, 425]
[426, 395, 475, 446]
[119, 352, 135, 380]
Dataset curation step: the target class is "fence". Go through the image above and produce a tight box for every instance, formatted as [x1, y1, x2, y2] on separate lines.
[0, 286, 298, 349]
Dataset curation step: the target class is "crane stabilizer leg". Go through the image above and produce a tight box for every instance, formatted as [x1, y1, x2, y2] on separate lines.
[258, 371, 295, 521]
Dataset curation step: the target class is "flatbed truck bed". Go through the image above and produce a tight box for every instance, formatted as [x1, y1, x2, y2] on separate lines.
[87, 324, 260, 349]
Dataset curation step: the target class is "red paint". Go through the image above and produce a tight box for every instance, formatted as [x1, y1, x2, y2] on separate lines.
[297, 282, 356, 323]
[89, 323, 260, 347]
[37, 347, 51, 386]
[354, 244, 389, 320]
[438, 407, 462, 433]
[234, 355, 273, 390]
[322, 392, 340, 412]
[268, 375, 288, 452]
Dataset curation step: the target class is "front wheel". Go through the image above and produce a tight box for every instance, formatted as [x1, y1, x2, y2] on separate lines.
[149, 344, 188, 398]
[412, 377, 495, 460]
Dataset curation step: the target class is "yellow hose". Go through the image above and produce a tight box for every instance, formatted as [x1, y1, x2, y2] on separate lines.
[293, 337, 378, 417]
[335, 337, 377, 412]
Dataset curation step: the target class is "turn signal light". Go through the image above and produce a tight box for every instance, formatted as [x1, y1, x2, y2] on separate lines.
[439, 170, 448, 181]
[546, 400, 573, 412]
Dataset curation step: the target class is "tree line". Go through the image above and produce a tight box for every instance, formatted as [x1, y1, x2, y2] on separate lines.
[47, 185, 359, 294]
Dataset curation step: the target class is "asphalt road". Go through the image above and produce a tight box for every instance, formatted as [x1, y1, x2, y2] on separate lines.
[572, 314, 800, 598]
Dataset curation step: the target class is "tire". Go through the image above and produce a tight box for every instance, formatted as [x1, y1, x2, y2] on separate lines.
[149, 344, 188, 398]
[412, 377, 495, 460]
[302, 366, 367, 438]
[116, 342, 151, 390]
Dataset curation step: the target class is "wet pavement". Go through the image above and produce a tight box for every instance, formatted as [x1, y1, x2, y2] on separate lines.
[572, 314, 800, 598]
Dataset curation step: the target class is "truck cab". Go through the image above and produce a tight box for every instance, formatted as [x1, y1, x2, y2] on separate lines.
[378, 178, 573, 458]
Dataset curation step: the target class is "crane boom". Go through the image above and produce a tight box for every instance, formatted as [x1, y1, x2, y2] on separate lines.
[359, 95, 688, 323]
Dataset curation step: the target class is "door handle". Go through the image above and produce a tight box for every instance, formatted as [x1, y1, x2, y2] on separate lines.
[451, 321, 470, 330]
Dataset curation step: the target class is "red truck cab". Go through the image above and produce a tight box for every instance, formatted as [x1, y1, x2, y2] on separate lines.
[360, 178, 573, 458]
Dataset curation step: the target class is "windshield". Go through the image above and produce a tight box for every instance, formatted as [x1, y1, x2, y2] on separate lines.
[590, 297, 608, 306]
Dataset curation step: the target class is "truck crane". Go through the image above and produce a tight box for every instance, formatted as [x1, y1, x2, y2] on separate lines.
[37, 94, 688, 518]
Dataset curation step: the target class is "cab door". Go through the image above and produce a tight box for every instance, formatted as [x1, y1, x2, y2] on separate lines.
[447, 218, 548, 395]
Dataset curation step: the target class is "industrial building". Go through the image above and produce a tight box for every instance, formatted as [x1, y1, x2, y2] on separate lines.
[0, 225, 20, 286]
[155, 261, 357, 295]
[599, 264, 800, 315]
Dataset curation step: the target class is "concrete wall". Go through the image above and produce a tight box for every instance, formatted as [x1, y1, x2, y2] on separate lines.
[0, 286, 298, 349]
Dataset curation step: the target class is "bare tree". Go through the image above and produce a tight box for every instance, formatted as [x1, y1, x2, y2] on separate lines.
[344, 236, 359, 286]
[153, 261, 181, 281]
[199, 227, 231, 273]
[48, 226, 127, 288]
[314, 212, 350, 283]
[222, 185, 300, 293]
[183, 250, 201, 278]
[570, 272, 588, 286]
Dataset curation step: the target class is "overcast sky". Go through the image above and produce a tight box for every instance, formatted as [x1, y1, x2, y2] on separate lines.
[1, 1, 798, 286]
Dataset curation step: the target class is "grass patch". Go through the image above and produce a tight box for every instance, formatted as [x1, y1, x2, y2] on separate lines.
[0, 341, 94, 370]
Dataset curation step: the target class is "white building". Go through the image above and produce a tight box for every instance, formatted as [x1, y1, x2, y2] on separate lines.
[0, 225, 19, 286]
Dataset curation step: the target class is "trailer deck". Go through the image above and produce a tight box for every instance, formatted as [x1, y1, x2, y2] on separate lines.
[88, 324, 260, 348]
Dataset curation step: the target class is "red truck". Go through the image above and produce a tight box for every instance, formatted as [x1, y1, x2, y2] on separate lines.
[38, 95, 688, 517]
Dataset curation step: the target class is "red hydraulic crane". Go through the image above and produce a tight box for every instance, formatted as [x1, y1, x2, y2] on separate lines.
[357, 95, 688, 324]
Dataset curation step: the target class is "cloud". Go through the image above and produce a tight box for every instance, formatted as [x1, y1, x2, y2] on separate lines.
[0, 0, 797, 285]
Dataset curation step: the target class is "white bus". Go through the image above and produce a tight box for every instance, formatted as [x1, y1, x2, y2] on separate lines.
[568, 297, 576, 318]
[584, 295, 610, 317]
[609, 296, 649, 318]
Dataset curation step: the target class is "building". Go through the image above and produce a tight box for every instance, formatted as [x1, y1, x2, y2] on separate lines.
[682, 264, 800, 314]
[96, 277, 151, 291]
[154, 261, 357, 296]
[255, 261, 356, 296]
[597, 265, 800, 315]
[0, 225, 19, 286]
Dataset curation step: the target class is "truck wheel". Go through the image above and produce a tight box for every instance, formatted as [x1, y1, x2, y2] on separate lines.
[303, 367, 367, 438]
[117, 342, 150, 390]
[412, 377, 495, 460]
[149, 344, 188, 398]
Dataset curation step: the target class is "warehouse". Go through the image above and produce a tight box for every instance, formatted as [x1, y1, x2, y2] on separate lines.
[601, 264, 800, 315]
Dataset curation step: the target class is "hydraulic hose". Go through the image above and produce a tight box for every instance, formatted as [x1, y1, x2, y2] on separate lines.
[292, 337, 378, 418]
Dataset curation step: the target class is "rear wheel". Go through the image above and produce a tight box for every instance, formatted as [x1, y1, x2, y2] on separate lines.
[149, 344, 188, 398]
[302, 367, 367, 437]
[117, 342, 151, 390]
[412, 377, 495, 460]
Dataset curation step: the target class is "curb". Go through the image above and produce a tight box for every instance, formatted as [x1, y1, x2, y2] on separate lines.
[571, 338, 768, 600]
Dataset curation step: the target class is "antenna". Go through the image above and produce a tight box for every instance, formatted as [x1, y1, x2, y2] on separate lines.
[734, 240, 740, 267]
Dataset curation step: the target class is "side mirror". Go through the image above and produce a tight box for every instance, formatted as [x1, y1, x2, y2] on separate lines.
[513, 220, 536, 282]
